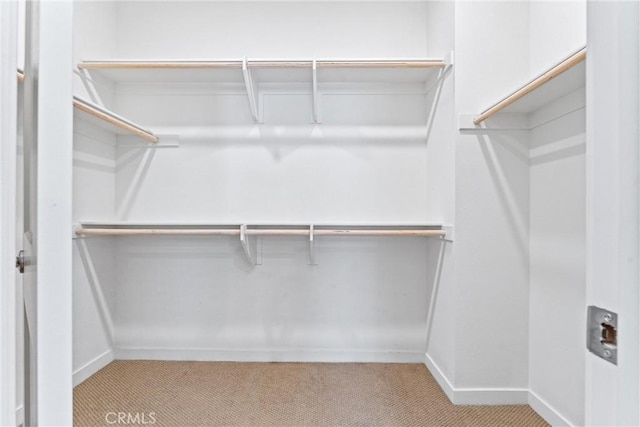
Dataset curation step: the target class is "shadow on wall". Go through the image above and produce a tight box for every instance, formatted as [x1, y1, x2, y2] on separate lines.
[530, 107, 586, 166]
[425, 238, 448, 352]
[98, 235, 436, 357]
[116, 145, 157, 219]
[477, 131, 529, 260]
[74, 237, 116, 348]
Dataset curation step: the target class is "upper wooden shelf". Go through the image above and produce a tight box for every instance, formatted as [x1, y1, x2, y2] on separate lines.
[73, 96, 158, 143]
[474, 47, 586, 124]
[77, 58, 448, 84]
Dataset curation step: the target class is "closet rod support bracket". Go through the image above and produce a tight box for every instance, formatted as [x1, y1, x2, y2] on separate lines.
[309, 225, 317, 265]
[444, 50, 454, 68]
[442, 225, 454, 242]
[311, 60, 321, 124]
[242, 57, 262, 123]
[240, 224, 255, 264]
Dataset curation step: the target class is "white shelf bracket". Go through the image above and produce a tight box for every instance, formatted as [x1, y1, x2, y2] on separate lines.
[312, 59, 321, 124]
[242, 57, 260, 123]
[240, 224, 255, 264]
[309, 225, 316, 265]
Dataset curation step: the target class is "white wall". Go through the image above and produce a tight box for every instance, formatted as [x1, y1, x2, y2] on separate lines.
[72, 122, 117, 384]
[453, 1, 531, 392]
[529, 0, 586, 75]
[423, 0, 456, 385]
[114, 94, 433, 224]
[72, 0, 118, 384]
[528, 2, 587, 425]
[114, 236, 433, 361]
[114, 1, 429, 59]
[529, 95, 585, 426]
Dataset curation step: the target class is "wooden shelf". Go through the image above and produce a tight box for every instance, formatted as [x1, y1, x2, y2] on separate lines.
[75, 222, 447, 237]
[474, 47, 586, 124]
[73, 96, 158, 143]
[77, 58, 447, 84]
[75, 222, 451, 264]
[78, 221, 445, 228]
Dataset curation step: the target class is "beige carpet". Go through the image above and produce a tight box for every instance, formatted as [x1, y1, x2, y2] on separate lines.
[74, 361, 548, 427]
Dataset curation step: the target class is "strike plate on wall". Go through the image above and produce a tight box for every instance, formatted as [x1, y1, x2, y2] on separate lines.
[587, 305, 618, 365]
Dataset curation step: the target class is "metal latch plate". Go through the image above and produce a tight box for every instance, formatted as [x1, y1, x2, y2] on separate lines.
[587, 305, 617, 365]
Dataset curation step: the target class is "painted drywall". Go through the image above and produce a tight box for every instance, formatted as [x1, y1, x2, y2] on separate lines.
[529, 95, 585, 426]
[114, 93, 433, 224]
[423, 0, 456, 384]
[529, 0, 586, 76]
[72, 0, 118, 385]
[72, 122, 117, 384]
[114, 235, 434, 361]
[528, 2, 587, 425]
[114, 1, 429, 59]
[453, 1, 531, 391]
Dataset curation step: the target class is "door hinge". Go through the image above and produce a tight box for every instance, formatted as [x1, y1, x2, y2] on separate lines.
[15, 250, 25, 274]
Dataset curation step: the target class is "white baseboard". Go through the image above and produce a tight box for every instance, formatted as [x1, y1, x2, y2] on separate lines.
[424, 354, 528, 405]
[114, 347, 425, 364]
[16, 405, 24, 427]
[528, 390, 573, 427]
[73, 349, 114, 386]
[424, 353, 456, 401]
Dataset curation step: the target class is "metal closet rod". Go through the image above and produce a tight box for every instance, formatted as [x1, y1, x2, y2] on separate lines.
[75, 227, 446, 237]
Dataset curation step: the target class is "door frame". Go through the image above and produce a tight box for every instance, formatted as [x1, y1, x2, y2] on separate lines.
[33, 1, 74, 424]
[585, 1, 640, 425]
[0, 1, 19, 425]
[1, 1, 74, 425]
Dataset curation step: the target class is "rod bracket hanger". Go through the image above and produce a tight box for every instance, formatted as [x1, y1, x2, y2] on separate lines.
[312, 59, 321, 124]
[309, 225, 317, 265]
[240, 224, 255, 264]
[442, 225, 454, 242]
[242, 57, 261, 123]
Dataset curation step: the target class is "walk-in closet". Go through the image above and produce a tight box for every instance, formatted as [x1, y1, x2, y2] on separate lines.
[3, 1, 639, 426]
